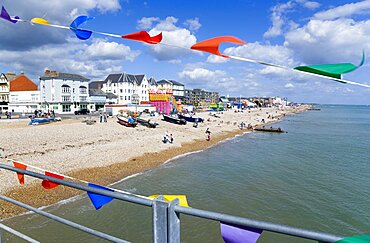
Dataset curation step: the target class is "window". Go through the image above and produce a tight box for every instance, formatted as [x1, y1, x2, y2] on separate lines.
[62, 104, 71, 112]
[125, 96, 127, 100]
[79, 86, 87, 94]
[128, 96, 130, 100]
[120, 89, 123, 93]
[128, 89, 130, 93]
[31, 94, 38, 102]
[62, 96, 70, 101]
[62, 85, 71, 93]
[80, 96, 87, 102]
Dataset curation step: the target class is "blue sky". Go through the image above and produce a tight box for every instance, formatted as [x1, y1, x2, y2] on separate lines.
[1, 0, 370, 104]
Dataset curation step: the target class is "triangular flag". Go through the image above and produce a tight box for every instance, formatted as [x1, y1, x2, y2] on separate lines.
[30, 17, 50, 26]
[122, 31, 162, 44]
[220, 222, 262, 243]
[41, 171, 64, 189]
[13, 161, 27, 185]
[70, 16, 93, 40]
[148, 194, 190, 207]
[334, 235, 370, 243]
[0, 6, 19, 23]
[191, 36, 246, 58]
[87, 183, 114, 210]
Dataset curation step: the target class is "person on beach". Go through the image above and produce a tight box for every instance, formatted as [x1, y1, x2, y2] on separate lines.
[103, 112, 108, 122]
[205, 128, 211, 141]
[169, 134, 174, 144]
[99, 110, 103, 123]
[163, 131, 169, 143]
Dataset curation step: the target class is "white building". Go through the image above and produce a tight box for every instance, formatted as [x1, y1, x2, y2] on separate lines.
[156, 79, 185, 100]
[8, 73, 40, 113]
[39, 70, 90, 114]
[0, 72, 17, 112]
[102, 73, 155, 105]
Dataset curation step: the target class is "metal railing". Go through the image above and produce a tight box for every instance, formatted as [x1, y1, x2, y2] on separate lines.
[0, 163, 345, 242]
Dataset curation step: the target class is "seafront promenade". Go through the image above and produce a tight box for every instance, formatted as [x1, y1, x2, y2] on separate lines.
[0, 105, 309, 219]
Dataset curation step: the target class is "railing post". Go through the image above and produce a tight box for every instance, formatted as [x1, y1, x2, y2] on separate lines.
[168, 198, 180, 243]
[152, 195, 168, 243]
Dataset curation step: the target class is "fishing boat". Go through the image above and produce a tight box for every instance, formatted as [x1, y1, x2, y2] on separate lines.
[254, 126, 285, 133]
[163, 114, 187, 125]
[136, 117, 158, 128]
[178, 113, 204, 123]
[28, 117, 59, 126]
[117, 115, 137, 127]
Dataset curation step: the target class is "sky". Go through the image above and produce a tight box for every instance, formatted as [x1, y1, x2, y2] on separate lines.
[1, 0, 370, 104]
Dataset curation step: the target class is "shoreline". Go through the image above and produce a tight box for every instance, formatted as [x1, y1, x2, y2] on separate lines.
[0, 106, 309, 219]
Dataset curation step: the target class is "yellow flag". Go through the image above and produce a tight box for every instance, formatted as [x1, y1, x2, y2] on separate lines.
[149, 194, 190, 208]
[31, 18, 50, 26]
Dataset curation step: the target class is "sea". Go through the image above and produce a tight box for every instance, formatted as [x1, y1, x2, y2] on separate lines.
[3, 105, 370, 242]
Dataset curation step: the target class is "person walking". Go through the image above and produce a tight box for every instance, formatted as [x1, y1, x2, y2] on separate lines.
[99, 110, 103, 123]
[205, 128, 211, 141]
[169, 134, 174, 144]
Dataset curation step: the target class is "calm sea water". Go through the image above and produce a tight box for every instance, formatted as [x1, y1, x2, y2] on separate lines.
[3, 105, 370, 242]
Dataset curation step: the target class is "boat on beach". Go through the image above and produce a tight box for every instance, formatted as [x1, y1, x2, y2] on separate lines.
[117, 115, 138, 127]
[28, 117, 60, 126]
[163, 114, 187, 125]
[254, 126, 285, 133]
[178, 113, 204, 123]
[136, 117, 158, 128]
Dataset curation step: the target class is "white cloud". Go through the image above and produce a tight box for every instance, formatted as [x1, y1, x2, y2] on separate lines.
[137, 17, 160, 29]
[145, 16, 197, 61]
[0, 38, 139, 81]
[84, 39, 140, 61]
[183, 18, 201, 32]
[224, 42, 295, 66]
[285, 83, 295, 88]
[264, 0, 320, 38]
[179, 68, 226, 80]
[207, 55, 229, 64]
[284, 18, 370, 64]
[313, 0, 370, 20]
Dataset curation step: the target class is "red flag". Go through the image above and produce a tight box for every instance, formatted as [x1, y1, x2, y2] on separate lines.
[13, 161, 27, 185]
[191, 36, 246, 57]
[122, 31, 162, 44]
[41, 171, 64, 189]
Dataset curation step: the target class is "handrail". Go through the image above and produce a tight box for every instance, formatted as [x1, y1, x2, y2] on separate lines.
[0, 163, 346, 242]
[0, 194, 128, 243]
[0, 223, 40, 243]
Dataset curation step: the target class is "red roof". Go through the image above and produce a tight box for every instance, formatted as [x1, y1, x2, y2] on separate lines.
[10, 74, 37, 91]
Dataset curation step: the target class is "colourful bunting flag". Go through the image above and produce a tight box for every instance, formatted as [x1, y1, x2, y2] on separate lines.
[148, 194, 190, 207]
[122, 31, 163, 44]
[294, 52, 365, 80]
[0, 6, 19, 23]
[220, 222, 262, 243]
[87, 183, 114, 210]
[70, 16, 93, 40]
[31, 17, 50, 26]
[334, 235, 370, 243]
[13, 161, 27, 185]
[41, 171, 64, 189]
[191, 36, 246, 57]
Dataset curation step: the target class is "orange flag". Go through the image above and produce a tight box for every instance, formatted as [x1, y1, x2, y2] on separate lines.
[13, 161, 27, 185]
[191, 36, 246, 57]
[122, 31, 162, 44]
[41, 171, 64, 189]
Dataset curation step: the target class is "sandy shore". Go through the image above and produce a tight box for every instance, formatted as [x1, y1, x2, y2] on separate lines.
[0, 105, 310, 219]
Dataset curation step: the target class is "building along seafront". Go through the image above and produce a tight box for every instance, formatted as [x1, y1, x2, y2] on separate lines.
[39, 70, 91, 114]
[102, 73, 157, 105]
[0, 72, 17, 113]
[8, 72, 40, 113]
[156, 79, 185, 101]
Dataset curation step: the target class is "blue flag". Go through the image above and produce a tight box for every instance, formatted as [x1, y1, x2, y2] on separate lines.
[70, 16, 93, 40]
[87, 183, 114, 210]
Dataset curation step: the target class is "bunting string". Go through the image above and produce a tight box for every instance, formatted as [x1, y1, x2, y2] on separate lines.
[1, 5, 369, 89]
[6, 159, 190, 208]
